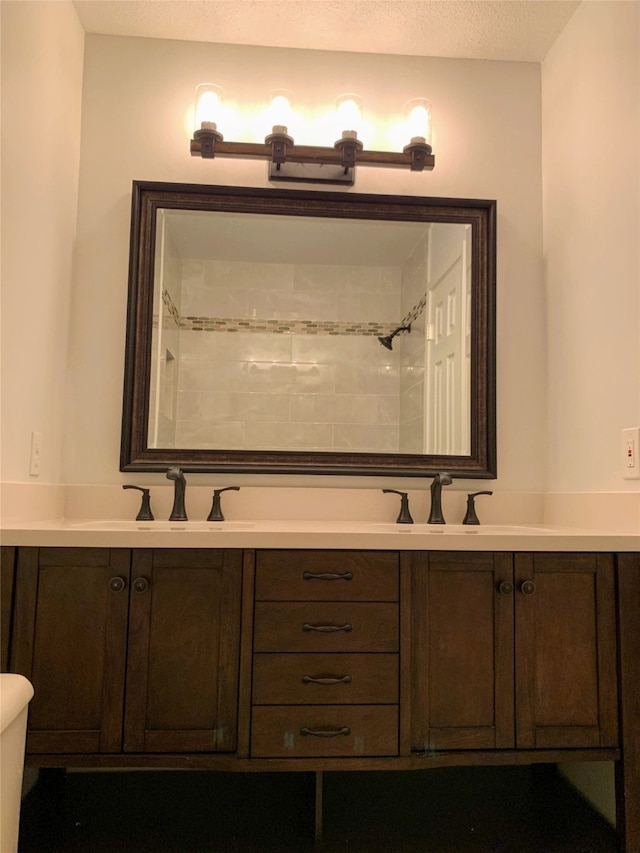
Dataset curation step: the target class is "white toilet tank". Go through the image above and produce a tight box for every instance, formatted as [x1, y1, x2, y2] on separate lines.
[0, 674, 34, 853]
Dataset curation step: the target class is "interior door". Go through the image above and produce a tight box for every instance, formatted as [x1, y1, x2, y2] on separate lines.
[424, 223, 470, 455]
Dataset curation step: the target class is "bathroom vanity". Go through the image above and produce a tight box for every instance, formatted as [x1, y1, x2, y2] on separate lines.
[1, 524, 638, 849]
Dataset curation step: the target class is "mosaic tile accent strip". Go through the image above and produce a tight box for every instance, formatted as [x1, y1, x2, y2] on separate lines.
[166, 295, 427, 337]
[402, 293, 427, 327]
[180, 316, 393, 336]
[162, 288, 180, 327]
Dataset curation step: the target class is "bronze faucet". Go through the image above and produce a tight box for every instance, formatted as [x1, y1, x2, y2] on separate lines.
[427, 472, 452, 524]
[166, 468, 188, 521]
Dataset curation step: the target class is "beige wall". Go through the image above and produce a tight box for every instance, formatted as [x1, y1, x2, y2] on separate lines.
[65, 34, 544, 489]
[542, 0, 640, 824]
[0, 1, 84, 487]
[542, 0, 640, 496]
[2, 1, 637, 513]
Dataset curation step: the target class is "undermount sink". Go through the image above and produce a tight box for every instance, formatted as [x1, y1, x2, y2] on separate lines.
[70, 520, 255, 531]
[371, 523, 557, 535]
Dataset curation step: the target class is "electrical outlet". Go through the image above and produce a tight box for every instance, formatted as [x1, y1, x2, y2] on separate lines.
[622, 427, 640, 479]
[29, 431, 42, 477]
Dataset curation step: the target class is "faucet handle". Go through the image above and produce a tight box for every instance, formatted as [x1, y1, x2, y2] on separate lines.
[462, 490, 493, 525]
[122, 485, 154, 521]
[207, 487, 240, 522]
[382, 489, 414, 524]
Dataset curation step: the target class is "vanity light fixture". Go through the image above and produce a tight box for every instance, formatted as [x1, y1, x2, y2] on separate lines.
[190, 86, 435, 185]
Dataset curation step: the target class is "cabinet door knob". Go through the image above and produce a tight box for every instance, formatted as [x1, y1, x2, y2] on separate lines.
[108, 576, 126, 593]
[520, 580, 536, 596]
[302, 675, 353, 685]
[133, 577, 150, 594]
[303, 571, 353, 581]
[302, 623, 353, 633]
[498, 581, 514, 595]
[300, 726, 351, 738]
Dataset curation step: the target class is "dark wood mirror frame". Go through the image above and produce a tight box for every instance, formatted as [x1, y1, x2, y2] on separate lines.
[120, 181, 496, 478]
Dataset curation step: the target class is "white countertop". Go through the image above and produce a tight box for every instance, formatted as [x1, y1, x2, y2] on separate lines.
[1, 519, 638, 551]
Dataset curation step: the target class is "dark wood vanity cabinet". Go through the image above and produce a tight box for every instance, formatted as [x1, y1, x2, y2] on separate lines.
[5, 546, 638, 850]
[410, 551, 618, 753]
[9, 547, 242, 755]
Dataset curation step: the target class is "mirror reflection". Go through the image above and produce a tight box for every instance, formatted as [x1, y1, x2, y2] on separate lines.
[149, 210, 471, 457]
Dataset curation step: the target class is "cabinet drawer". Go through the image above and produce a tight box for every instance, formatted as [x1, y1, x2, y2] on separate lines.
[253, 653, 399, 705]
[253, 602, 398, 653]
[251, 705, 398, 757]
[255, 551, 398, 601]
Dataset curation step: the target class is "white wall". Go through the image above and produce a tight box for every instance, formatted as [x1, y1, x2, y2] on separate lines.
[64, 35, 545, 490]
[542, 0, 640, 824]
[542, 0, 640, 496]
[0, 1, 84, 488]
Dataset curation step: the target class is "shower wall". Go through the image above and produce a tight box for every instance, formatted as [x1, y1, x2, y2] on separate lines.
[173, 259, 404, 452]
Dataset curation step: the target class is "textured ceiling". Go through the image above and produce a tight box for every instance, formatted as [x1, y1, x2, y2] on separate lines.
[72, 0, 581, 62]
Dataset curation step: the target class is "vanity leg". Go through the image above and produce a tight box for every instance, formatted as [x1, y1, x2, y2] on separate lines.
[616, 554, 640, 852]
[314, 770, 323, 843]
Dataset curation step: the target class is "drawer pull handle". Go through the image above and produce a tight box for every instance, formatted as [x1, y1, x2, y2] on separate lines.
[303, 571, 353, 581]
[302, 675, 353, 685]
[520, 580, 536, 596]
[302, 623, 353, 633]
[300, 726, 351, 738]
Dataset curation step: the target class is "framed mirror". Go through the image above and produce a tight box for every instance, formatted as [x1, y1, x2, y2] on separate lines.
[121, 182, 496, 477]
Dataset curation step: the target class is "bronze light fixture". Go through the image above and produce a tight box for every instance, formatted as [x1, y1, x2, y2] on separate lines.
[190, 87, 435, 186]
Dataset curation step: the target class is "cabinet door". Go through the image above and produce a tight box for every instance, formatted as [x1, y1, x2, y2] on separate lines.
[411, 552, 515, 751]
[515, 553, 618, 749]
[124, 549, 242, 753]
[10, 548, 130, 754]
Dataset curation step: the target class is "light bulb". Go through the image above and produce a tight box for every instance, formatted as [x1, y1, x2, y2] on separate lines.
[335, 93, 363, 136]
[194, 84, 224, 132]
[405, 98, 432, 145]
[267, 90, 293, 133]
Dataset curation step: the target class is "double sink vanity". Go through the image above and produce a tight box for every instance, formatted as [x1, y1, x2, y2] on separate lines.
[2, 514, 638, 848]
[2, 179, 638, 845]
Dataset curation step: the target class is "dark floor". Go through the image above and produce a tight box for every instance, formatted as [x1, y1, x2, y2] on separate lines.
[18, 765, 618, 852]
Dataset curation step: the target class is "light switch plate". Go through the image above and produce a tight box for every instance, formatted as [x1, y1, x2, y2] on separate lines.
[622, 427, 640, 479]
[29, 431, 42, 477]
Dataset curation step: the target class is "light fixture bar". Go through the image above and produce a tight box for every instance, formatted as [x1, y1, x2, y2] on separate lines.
[190, 137, 435, 171]
[190, 86, 434, 183]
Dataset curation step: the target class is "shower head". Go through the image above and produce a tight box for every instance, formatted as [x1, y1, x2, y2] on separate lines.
[377, 324, 411, 350]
